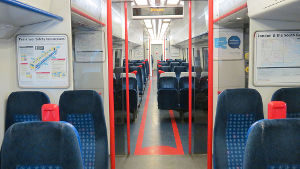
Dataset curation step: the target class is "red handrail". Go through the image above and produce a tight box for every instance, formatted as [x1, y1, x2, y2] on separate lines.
[124, 1, 131, 155]
[208, 0, 214, 168]
[188, 0, 192, 155]
[106, 0, 115, 169]
[71, 7, 106, 26]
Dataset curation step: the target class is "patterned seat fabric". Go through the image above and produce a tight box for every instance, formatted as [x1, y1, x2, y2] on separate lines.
[213, 89, 264, 169]
[5, 91, 50, 131]
[244, 119, 300, 169]
[59, 90, 108, 169]
[271, 88, 300, 118]
[1, 122, 83, 169]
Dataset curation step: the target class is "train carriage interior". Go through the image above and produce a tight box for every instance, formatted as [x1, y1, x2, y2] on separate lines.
[0, 0, 299, 169]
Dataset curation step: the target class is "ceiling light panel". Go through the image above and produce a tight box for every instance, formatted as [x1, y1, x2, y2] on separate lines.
[144, 19, 152, 28]
[152, 19, 157, 38]
[135, 0, 148, 5]
[167, 0, 179, 5]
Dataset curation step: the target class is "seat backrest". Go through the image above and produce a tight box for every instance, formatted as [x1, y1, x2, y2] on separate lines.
[1, 122, 84, 169]
[243, 119, 300, 169]
[59, 90, 108, 169]
[119, 77, 138, 91]
[173, 66, 187, 77]
[120, 73, 136, 79]
[129, 66, 143, 90]
[158, 62, 169, 66]
[271, 88, 300, 118]
[181, 62, 189, 67]
[158, 66, 171, 72]
[170, 62, 180, 70]
[213, 89, 264, 169]
[158, 77, 178, 89]
[179, 77, 195, 90]
[160, 72, 176, 78]
[114, 67, 125, 79]
[5, 91, 50, 131]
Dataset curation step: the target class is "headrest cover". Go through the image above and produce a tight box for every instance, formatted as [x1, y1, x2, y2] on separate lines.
[160, 72, 176, 78]
[121, 73, 136, 79]
[201, 72, 208, 77]
[180, 72, 196, 78]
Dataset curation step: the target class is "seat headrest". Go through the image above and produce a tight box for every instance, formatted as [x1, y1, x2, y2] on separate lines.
[201, 72, 208, 77]
[244, 119, 300, 168]
[272, 88, 300, 114]
[160, 72, 176, 78]
[180, 72, 196, 78]
[120, 73, 136, 79]
[218, 88, 263, 115]
[1, 122, 84, 169]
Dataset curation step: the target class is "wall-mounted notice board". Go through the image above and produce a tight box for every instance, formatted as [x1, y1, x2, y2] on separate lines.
[254, 31, 300, 86]
[17, 35, 69, 88]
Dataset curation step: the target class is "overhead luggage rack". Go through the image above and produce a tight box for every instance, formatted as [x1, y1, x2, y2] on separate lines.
[0, 0, 63, 38]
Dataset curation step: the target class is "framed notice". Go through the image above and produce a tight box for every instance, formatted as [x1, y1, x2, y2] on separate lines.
[254, 31, 300, 86]
[17, 35, 69, 88]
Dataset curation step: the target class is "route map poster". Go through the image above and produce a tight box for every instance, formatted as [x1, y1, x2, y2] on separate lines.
[17, 35, 69, 88]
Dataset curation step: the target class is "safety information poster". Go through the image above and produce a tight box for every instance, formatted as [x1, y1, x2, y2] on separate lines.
[254, 31, 300, 86]
[17, 35, 69, 88]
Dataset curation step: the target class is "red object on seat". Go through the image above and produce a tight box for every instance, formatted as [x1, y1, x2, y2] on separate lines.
[145, 59, 148, 61]
[138, 65, 143, 68]
[142, 62, 146, 64]
[131, 71, 138, 75]
[268, 101, 287, 119]
[42, 104, 60, 121]
[158, 65, 162, 68]
[166, 59, 169, 61]
[218, 91, 222, 95]
[99, 92, 102, 95]
[158, 62, 162, 64]
[158, 70, 165, 74]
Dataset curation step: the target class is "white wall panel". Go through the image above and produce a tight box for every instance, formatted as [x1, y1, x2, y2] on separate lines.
[72, 0, 102, 20]
[214, 0, 247, 19]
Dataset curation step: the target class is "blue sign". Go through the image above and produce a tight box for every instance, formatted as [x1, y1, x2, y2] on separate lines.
[215, 37, 227, 49]
[228, 36, 241, 49]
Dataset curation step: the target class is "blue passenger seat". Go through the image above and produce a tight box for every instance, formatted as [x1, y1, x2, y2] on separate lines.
[179, 77, 195, 111]
[213, 89, 264, 169]
[170, 62, 180, 71]
[5, 91, 50, 131]
[59, 90, 108, 169]
[1, 122, 84, 169]
[243, 119, 300, 169]
[130, 66, 144, 94]
[271, 88, 300, 118]
[173, 66, 187, 79]
[157, 77, 179, 110]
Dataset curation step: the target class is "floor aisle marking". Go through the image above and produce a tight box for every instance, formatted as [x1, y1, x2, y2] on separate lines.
[134, 78, 184, 155]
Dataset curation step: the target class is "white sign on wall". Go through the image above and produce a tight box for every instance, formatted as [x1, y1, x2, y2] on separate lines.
[17, 35, 69, 88]
[214, 29, 243, 60]
[74, 31, 104, 62]
[254, 31, 300, 86]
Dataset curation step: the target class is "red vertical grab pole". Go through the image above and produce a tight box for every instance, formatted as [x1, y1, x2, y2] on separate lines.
[124, 1, 130, 155]
[208, 0, 214, 168]
[188, 0, 192, 155]
[107, 0, 115, 168]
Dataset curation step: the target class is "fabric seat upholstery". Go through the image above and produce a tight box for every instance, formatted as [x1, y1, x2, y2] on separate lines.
[5, 91, 50, 131]
[59, 90, 108, 169]
[130, 66, 144, 95]
[213, 88, 264, 169]
[157, 77, 179, 110]
[173, 66, 187, 79]
[1, 122, 84, 169]
[271, 88, 300, 118]
[179, 77, 195, 110]
[243, 119, 300, 169]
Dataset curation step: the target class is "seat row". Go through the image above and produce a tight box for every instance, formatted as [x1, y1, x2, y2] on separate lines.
[4, 90, 108, 169]
[157, 73, 196, 111]
[214, 88, 300, 169]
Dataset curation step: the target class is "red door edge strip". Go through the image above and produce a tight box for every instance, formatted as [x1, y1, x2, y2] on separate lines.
[71, 7, 106, 26]
[208, 0, 214, 168]
[134, 80, 184, 155]
[106, 0, 115, 169]
[188, 0, 192, 155]
[213, 3, 247, 23]
[124, 1, 130, 155]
